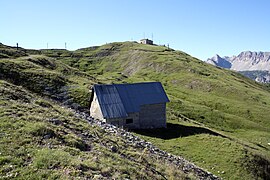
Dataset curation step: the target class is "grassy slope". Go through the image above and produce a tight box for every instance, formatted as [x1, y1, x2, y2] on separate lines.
[0, 43, 95, 110]
[0, 45, 194, 179]
[0, 54, 94, 111]
[55, 42, 270, 179]
[0, 80, 192, 179]
[1, 42, 269, 179]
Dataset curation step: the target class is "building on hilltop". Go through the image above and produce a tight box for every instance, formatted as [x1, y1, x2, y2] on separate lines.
[90, 82, 169, 129]
[139, 38, 153, 45]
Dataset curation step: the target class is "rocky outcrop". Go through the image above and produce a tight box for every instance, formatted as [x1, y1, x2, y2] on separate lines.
[239, 70, 270, 83]
[229, 51, 270, 71]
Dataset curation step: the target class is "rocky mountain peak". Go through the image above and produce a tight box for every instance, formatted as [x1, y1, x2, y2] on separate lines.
[213, 54, 221, 59]
[236, 51, 270, 62]
[207, 51, 270, 70]
[206, 51, 270, 83]
[206, 54, 231, 69]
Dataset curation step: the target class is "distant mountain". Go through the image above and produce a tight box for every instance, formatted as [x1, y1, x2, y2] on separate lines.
[206, 54, 232, 69]
[206, 51, 270, 83]
[239, 70, 270, 83]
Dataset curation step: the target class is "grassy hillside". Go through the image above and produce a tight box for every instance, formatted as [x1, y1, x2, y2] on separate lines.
[55, 41, 270, 179]
[0, 51, 94, 111]
[1, 79, 200, 179]
[1, 42, 269, 179]
[1, 44, 212, 179]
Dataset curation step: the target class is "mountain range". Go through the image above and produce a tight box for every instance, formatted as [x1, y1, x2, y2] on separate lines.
[206, 51, 270, 83]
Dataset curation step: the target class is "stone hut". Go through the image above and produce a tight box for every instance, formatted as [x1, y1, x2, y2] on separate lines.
[90, 82, 169, 129]
[139, 39, 153, 45]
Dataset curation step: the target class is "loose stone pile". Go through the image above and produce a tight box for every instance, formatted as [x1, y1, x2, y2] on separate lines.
[73, 110, 220, 180]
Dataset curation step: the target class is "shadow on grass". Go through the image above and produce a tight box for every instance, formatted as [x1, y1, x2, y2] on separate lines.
[133, 123, 226, 140]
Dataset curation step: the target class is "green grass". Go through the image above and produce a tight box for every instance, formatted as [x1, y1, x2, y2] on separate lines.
[55, 41, 270, 179]
[0, 80, 190, 179]
[0, 54, 95, 111]
[1, 41, 270, 179]
[133, 120, 269, 180]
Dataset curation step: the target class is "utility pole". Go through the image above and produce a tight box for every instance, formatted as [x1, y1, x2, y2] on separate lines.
[16, 43, 18, 50]
[65, 42, 67, 49]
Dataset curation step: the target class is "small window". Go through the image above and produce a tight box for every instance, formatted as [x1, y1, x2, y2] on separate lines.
[126, 118, 133, 124]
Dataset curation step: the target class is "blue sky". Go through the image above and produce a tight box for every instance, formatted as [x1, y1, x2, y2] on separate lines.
[1, 0, 270, 60]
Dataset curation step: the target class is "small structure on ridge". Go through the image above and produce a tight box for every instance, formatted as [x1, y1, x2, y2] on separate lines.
[139, 38, 153, 45]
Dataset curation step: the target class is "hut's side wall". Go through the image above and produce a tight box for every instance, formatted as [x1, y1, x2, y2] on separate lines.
[107, 112, 140, 129]
[90, 93, 105, 121]
[139, 103, 166, 128]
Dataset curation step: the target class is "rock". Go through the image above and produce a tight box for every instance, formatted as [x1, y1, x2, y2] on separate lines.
[43, 134, 51, 139]
[92, 174, 104, 180]
[111, 145, 118, 153]
[48, 118, 62, 125]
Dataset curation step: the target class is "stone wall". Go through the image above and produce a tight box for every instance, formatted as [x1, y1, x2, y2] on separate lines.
[107, 103, 166, 129]
[90, 92, 167, 129]
[107, 112, 140, 129]
[139, 103, 166, 128]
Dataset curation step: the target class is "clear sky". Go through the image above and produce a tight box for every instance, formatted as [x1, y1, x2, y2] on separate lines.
[1, 0, 270, 60]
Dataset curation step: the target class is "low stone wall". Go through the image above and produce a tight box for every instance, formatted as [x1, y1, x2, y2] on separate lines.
[139, 103, 166, 128]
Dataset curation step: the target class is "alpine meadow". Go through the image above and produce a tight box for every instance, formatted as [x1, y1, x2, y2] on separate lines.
[0, 41, 270, 179]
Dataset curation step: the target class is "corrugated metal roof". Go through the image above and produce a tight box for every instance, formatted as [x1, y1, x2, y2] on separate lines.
[93, 82, 169, 119]
[94, 84, 128, 119]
